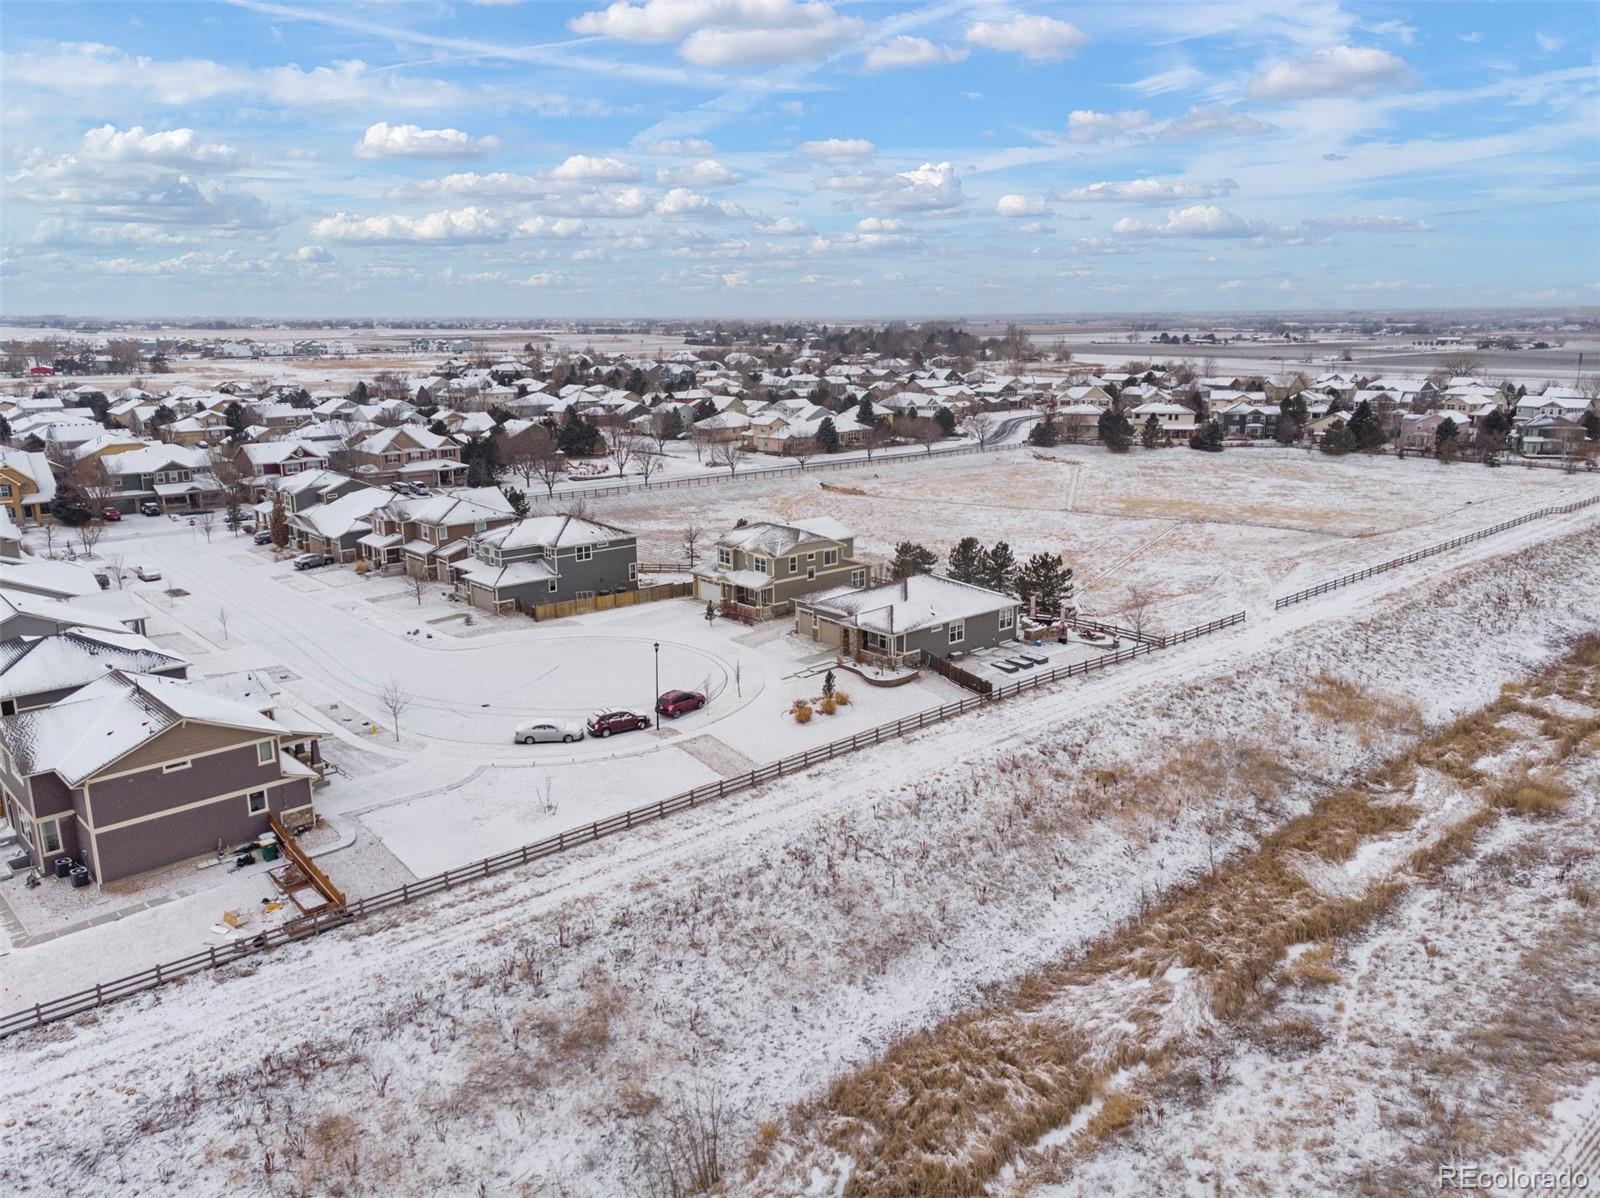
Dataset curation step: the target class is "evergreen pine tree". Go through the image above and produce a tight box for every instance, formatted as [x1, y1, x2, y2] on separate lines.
[1141, 415, 1163, 449]
[1320, 418, 1355, 455]
[891, 541, 937, 579]
[980, 541, 1017, 593]
[1435, 417, 1460, 463]
[816, 417, 840, 453]
[934, 406, 957, 436]
[1188, 418, 1224, 452]
[1027, 417, 1058, 447]
[1014, 552, 1071, 610]
[1097, 409, 1134, 453]
[947, 536, 983, 583]
[1347, 399, 1385, 451]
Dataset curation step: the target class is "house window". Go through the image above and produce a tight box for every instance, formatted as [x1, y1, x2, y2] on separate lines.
[576, 590, 595, 600]
[850, 569, 866, 588]
[806, 551, 815, 561]
[0, 484, 10, 498]
[787, 556, 798, 573]
[807, 567, 816, 580]
[999, 608, 1014, 630]
[628, 562, 638, 581]
[247, 791, 267, 815]
[39, 817, 62, 856]
[548, 579, 559, 592]
[753, 557, 769, 574]
[949, 621, 965, 645]
[163, 759, 191, 773]
[574, 545, 593, 562]
[823, 549, 839, 566]
[257, 741, 275, 766]
[718, 547, 732, 567]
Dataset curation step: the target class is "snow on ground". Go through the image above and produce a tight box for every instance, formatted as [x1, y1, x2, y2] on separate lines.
[1043, 739, 1600, 1198]
[1, 498, 1595, 1196]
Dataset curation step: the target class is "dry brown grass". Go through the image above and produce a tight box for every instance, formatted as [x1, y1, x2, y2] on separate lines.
[1303, 673, 1424, 745]
[1488, 767, 1572, 816]
[755, 633, 1600, 1198]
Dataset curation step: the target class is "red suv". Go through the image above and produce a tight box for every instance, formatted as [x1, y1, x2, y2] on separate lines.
[587, 710, 651, 737]
[655, 690, 707, 718]
[102, 508, 122, 521]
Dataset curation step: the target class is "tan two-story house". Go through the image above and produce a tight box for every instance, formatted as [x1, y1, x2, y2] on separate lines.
[693, 516, 865, 619]
[357, 486, 518, 581]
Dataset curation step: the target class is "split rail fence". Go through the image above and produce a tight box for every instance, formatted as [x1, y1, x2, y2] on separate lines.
[0, 607, 1245, 1039]
[1273, 493, 1600, 611]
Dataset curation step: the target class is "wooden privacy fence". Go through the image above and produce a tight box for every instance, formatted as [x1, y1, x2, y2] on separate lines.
[0, 607, 1245, 1040]
[517, 580, 692, 621]
[922, 650, 993, 695]
[1274, 492, 1600, 611]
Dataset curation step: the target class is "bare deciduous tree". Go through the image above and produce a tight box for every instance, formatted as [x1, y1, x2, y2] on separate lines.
[961, 411, 1000, 449]
[632, 438, 663, 487]
[506, 427, 564, 499]
[1122, 584, 1155, 640]
[708, 439, 746, 476]
[910, 416, 943, 455]
[606, 429, 636, 478]
[377, 677, 413, 742]
[632, 1086, 725, 1198]
[409, 570, 427, 606]
[75, 519, 106, 556]
[197, 509, 217, 543]
[681, 523, 704, 568]
[785, 435, 816, 470]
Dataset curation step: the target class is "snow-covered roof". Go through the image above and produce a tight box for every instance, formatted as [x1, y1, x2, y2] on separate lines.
[476, 514, 633, 553]
[714, 517, 852, 556]
[803, 573, 1019, 636]
[0, 559, 103, 600]
[0, 630, 186, 703]
[0, 449, 58, 506]
[0, 669, 289, 785]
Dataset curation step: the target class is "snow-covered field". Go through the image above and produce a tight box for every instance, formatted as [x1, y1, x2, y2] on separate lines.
[1, 459, 1595, 1196]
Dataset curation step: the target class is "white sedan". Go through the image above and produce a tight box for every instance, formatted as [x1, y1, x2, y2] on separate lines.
[513, 720, 584, 745]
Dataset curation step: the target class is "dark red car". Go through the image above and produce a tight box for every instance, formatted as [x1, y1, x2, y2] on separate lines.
[102, 508, 122, 521]
[587, 709, 650, 737]
[655, 690, 707, 718]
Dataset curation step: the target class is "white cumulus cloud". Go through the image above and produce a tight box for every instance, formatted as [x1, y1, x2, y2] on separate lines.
[1064, 109, 1151, 142]
[311, 206, 507, 242]
[549, 154, 641, 182]
[995, 194, 1051, 217]
[1249, 45, 1416, 100]
[1112, 204, 1269, 238]
[864, 36, 968, 71]
[355, 122, 498, 159]
[965, 14, 1088, 61]
[656, 158, 743, 187]
[572, 0, 861, 65]
[796, 137, 875, 160]
[1055, 178, 1238, 204]
[655, 187, 743, 217]
[81, 124, 239, 168]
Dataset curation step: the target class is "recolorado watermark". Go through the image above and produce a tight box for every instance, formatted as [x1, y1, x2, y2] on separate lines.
[1439, 1164, 1590, 1191]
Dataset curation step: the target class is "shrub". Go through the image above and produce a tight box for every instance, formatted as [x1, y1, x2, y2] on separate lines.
[792, 701, 813, 724]
[819, 696, 838, 716]
[833, 690, 851, 706]
[1489, 768, 1570, 816]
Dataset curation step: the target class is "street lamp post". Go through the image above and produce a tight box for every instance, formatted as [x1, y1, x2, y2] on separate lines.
[653, 641, 660, 729]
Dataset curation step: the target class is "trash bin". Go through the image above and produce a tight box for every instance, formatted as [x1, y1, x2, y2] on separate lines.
[70, 865, 91, 888]
[53, 856, 75, 879]
[261, 842, 279, 863]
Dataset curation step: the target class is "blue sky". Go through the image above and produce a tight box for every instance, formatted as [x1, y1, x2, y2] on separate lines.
[1, 0, 1596, 317]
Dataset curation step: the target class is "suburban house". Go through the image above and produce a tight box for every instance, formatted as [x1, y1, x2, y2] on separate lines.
[1516, 415, 1588, 458]
[255, 468, 368, 518]
[694, 516, 864, 619]
[99, 444, 221, 513]
[454, 514, 638, 613]
[0, 629, 189, 715]
[357, 486, 518, 580]
[795, 573, 1022, 664]
[0, 670, 323, 883]
[1129, 402, 1200, 438]
[289, 485, 392, 561]
[0, 587, 149, 640]
[345, 427, 467, 487]
[1214, 402, 1280, 439]
[235, 440, 330, 486]
[0, 449, 58, 523]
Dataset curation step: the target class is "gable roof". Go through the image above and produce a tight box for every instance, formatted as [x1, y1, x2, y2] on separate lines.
[803, 573, 1018, 635]
[0, 630, 187, 703]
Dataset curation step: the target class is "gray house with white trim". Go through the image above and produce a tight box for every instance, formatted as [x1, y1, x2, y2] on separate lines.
[454, 514, 638, 613]
[795, 573, 1021, 664]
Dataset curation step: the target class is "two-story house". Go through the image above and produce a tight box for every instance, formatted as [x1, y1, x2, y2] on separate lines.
[357, 486, 518, 581]
[235, 441, 330, 492]
[289, 485, 392, 561]
[101, 444, 221, 513]
[0, 449, 57, 524]
[455, 514, 638, 613]
[693, 516, 864, 619]
[346, 427, 468, 488]
[0, 670, 323, 884]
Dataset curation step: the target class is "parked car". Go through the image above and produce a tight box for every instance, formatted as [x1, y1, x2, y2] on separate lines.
[407, 482, 430, 496]
[586, 709, 651, 738]
[293, 553, 335, 570]
[253, 529, 274, 545]
[102, 508, 122, 522]
[387, 482, 410, 493]
[513, 720, 584, 745]
[133, 565, 162, 582]
[139, 501, 162, 516]
[656, 690, 707, 718]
